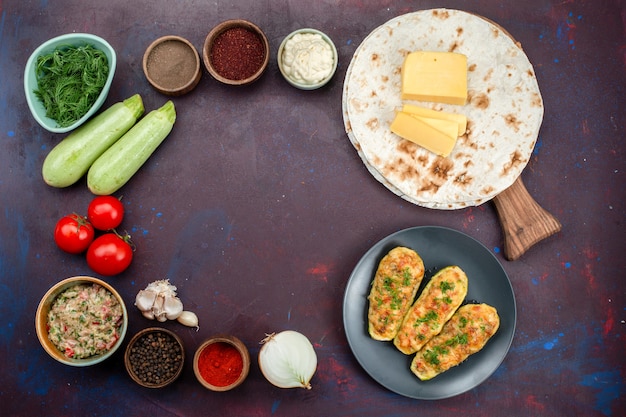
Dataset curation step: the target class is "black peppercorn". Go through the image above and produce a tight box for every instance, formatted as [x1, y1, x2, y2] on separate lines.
[127, 330, 183, 386]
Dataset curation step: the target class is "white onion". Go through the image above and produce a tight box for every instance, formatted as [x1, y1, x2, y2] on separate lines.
[258, 330, 317, 389]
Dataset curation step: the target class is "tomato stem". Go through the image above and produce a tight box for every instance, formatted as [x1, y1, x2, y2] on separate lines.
[113, 229, 136, 251]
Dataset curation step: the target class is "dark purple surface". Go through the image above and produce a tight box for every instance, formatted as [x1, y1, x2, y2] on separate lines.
[1, 1, 625, 416]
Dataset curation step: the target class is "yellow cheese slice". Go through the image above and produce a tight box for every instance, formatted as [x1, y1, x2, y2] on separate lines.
[402, 104, 467, 136]
[390, 111, 457, 157]
[401, 51, 468, 105]
[411, 115, 459, 140]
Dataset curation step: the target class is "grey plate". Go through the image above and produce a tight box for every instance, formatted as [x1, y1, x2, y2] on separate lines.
[343, 226, 516, 399]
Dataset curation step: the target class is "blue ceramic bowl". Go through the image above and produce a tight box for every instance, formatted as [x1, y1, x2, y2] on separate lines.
[24, 33, 116, 133]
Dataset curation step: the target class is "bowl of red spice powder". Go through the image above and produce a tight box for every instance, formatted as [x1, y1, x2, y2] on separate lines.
[202, 19, 270, 86]
[193, 335, 251, 391]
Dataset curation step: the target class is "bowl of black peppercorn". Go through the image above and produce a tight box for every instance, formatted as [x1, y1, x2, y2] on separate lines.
[124, 327, 185, 388]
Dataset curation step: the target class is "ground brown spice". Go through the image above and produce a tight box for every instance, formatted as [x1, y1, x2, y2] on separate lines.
[210, 27, 265, 80]
[147, 40, 197, 89]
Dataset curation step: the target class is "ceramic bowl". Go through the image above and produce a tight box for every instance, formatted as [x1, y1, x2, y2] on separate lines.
[143, 35, 201, 96]
[124, 327, 185, 388]
[277, 28, 338, 90]
[35, 276, 128, 367]
[24, 33, 116, 133]
[193, 335, 251, 391]
[203, 19, 270, 86]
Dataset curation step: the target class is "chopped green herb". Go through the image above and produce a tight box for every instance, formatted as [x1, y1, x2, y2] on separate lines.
[423, 345, 448, 366]
[34, 44, 109, 127]
[382, 277, 392, 292]
[402, 267, 412, 286]
[439, 280, 454, 293]
[445, 333, 468, 347]
[414, 310, 438, 326]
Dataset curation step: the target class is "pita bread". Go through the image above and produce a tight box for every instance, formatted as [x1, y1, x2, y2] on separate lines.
[342, 9, 543, 209]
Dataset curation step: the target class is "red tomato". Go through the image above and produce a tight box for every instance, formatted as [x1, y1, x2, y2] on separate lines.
[87, 196, 125, 231]
[86, 232, 134, 276]
[54, 214, 95, 254]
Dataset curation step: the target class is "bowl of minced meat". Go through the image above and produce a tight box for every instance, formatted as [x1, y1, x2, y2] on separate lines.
[35, 276, 128, 366]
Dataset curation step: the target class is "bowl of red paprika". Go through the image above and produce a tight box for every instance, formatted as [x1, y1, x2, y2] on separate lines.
[202, 19, 270, 86]
[193, 335, 251, 391]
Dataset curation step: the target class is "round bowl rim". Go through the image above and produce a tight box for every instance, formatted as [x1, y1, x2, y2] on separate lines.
[193, 334, 251, 391]
[202, 19, 270, 86]
[124, 326, 185, 388]
[35, 275, 128, 367]
[277, 28, 338, 90]
[276, 27, 339, 90]
[24, 33, 117, 133]
[142, 35, 202, 96]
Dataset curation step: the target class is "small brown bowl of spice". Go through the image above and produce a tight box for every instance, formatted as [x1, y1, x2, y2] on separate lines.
[193, 335, 251, 391]
[124, 327, 185, 388]
[143, 35, 202, 96]
[203, 19, 269, 86]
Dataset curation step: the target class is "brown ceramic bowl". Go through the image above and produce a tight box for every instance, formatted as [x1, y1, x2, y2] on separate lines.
[193, 335, 251, 391]
[35, 276, 128, 367]
[143, 35, 201, 96]
[203, 19, 269, 86]
[124, 327, 185, 388]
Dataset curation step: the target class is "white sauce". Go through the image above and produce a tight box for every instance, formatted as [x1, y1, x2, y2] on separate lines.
[282, 32, 334, 85]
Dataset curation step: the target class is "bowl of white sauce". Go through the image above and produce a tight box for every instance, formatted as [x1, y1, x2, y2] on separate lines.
[277, 28, 338, 90]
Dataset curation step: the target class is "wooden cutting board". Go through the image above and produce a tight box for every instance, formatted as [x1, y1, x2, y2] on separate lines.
[492, 177, 561, 261]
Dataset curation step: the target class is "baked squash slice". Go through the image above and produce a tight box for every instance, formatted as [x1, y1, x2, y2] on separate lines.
[367, 247, 425, 341]
[410, 303, 500, 380]
[393, 265, 468, 355]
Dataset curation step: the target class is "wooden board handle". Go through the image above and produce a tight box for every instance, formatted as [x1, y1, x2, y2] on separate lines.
[492, 177, 562, 261]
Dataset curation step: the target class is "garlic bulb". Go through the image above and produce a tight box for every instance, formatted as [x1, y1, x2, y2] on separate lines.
[177, 311, 199, 330]
[258, 330, 317, 389]
[135, 279, 183, 322]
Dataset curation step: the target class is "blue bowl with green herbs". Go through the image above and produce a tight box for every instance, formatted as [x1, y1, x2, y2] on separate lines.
[24, 33, 116, 133]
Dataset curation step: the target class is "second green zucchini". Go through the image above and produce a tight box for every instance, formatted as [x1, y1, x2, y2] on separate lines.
[87, 100, 176, 195]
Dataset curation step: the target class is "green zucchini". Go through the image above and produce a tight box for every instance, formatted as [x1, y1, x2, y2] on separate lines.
[87, 100, 176, 195]
[42, 94, 145, 188]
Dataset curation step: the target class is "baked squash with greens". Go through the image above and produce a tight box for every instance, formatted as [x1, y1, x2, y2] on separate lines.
[367, 247, 425, 341]
[394, 265, 468, 355]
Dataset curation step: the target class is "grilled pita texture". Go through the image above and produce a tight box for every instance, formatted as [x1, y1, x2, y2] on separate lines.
[342, 9, 543, 209]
